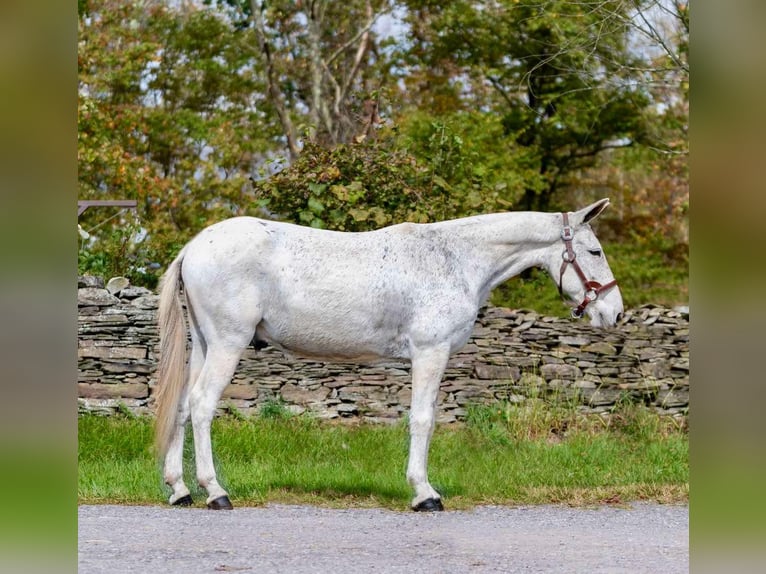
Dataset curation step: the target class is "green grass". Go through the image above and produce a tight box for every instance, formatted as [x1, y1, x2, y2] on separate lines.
[78, 404, 687, 509]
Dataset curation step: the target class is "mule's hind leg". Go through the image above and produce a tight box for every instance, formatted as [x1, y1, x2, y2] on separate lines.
[407, 344, 450, 511]
[189, 343, 247, 509]
[163, 332, 204, 506]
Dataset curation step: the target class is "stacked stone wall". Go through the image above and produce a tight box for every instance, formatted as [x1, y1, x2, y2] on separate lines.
[78, 276, 689, 422]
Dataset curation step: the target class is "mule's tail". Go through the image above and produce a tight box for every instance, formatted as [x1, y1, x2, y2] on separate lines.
[154, 248, 188, 459]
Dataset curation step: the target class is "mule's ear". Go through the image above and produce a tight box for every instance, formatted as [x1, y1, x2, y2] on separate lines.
[571, 198, 610, 227]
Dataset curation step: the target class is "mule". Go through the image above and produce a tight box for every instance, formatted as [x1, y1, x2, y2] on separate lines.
[154, 198, 623, 511]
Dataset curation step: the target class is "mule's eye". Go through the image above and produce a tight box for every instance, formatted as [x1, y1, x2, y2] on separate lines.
[587, 249, 602, 257]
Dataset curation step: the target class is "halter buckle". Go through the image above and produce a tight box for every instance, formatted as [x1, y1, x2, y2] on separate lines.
[561, 225, 574, 241]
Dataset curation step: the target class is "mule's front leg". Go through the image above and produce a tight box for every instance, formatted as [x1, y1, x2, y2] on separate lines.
[407, 344, 450, 511]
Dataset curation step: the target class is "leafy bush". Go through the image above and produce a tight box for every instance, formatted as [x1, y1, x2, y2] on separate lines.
[250, 137, 438, 231]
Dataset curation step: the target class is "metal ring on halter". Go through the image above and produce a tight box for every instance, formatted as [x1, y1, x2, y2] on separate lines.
[585, 288, 599, 302]
[562, 249, 575, 262]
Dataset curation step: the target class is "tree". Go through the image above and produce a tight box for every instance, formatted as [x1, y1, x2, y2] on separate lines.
[207, 0, 397, 158]
[78, 0, 274, 282]
[397, 0, 654, 211]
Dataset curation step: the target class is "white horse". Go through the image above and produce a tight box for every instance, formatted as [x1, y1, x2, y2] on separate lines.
[154, 198, 623, 511]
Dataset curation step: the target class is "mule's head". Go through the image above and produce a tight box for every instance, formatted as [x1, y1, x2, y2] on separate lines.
[544, 199, 624, 328]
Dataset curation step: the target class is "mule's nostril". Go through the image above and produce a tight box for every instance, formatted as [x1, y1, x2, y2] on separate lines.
[616, 312, 624, 323]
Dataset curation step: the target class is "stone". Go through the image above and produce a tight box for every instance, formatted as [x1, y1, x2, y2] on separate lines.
[78, 275, 105, 288]
[558, 335, 590, 346]
[336, 404, 359, 415]
[473, 364, 520, 381]
[397, 387, 412, 403]
[78, 342, 146, 360]
[671, 358, 689, 372]
[120, 286, 154, 299]
[638, 348, 666, 361]
[518, 373, 546, 387]
[641, 360, 670, 379]
[86, 312, 129, 323]
[509, 357, 541, 369]
[656, 388, 689, 408]
[130, 295, 159, 309]
[574, 379, 597, 389]
[617, 380, 662, 392]
[101, 361, 151, 374]
[78, 382, 148, 399]
[279, 383, 330, 405]
[222, 384, 259, 401]
[581, 342, 617, 355]
[540, 363, 582, 380]
[283, 404, 306, 415]
[106, 276, 130, 295]
[547, 379, 571, 389]
[513, 320, 535, 331]
[78, 288, 119, 307]
[582, 387, 624, 406]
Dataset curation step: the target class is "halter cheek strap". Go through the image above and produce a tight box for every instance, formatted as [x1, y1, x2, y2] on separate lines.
[558, 213, 618, 319]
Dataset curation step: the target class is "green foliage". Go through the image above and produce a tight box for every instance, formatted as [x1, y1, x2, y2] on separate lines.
[78, 0, 275, 284]
[77, 0, 687, 300]
[398, 111, 546, 213]
[490, 268, 568, 317]
[398, 0, 658, 210]
[605, 241, 688, 308]
[250, 137, 441, 231]
[251, 111, 551, 233]
[78, 219, 159, 288]
[258, 397, 292, 420]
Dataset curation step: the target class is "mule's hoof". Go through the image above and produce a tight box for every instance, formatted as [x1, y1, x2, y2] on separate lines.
[412, 498, 444, 512]
[207, 495, 234, 510]
[172, 494, 194, 507]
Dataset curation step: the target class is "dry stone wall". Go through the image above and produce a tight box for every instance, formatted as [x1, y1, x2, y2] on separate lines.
[78, 276, 689, 422]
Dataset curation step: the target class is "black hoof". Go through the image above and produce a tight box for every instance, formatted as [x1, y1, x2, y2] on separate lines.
[413, 497, 444, 512]
[172, 494, 194, 507]
[207, 495, 234, 510]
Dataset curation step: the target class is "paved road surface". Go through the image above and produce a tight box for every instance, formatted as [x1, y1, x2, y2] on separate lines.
[78, 502, 688, 573]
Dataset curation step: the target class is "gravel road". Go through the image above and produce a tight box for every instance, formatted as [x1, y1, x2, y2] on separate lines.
[78, 502, 688, 573]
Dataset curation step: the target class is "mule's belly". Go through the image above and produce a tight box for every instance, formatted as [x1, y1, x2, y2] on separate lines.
[255, 283, 479, 362]
[255, 308, 411, 361]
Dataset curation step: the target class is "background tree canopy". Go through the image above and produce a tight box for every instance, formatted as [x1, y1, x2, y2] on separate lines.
[78, 0, 687, 313]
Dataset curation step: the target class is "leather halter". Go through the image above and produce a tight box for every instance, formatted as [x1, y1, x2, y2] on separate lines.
[558, 213, 618, 319]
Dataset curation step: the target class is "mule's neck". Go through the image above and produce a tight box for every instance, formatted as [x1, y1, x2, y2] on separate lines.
[445, 211, 562, 300]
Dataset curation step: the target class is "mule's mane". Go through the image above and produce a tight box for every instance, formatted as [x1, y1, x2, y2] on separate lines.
[418, 210, 560, 246]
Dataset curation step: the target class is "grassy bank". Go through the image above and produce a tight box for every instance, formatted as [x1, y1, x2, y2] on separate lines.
[78, 404, 687, 509]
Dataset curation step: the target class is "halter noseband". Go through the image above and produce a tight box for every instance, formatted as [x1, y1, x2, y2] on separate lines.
[558, 213, 618, 319]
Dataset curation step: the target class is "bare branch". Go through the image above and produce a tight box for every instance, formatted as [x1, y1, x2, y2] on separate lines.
[338, 0, 374, 107]
[250, 0, 300, 159]
[631, 0, 688, 74]
[325, 3, 385, 68]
